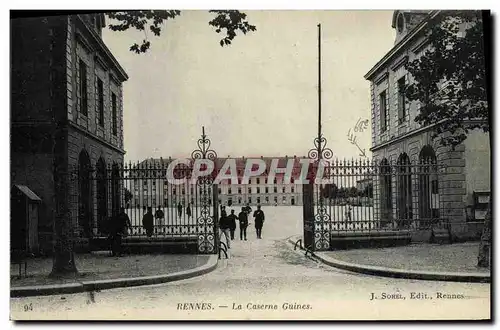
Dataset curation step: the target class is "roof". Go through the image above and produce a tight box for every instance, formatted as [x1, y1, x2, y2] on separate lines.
[13, 185, 42, 202]
[391, 10, 432, 28]
[364, 10, 439, 81]
[76, 15, 129, 82]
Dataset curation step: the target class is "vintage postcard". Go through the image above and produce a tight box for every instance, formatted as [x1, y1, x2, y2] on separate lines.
[9, 8, 491, 321]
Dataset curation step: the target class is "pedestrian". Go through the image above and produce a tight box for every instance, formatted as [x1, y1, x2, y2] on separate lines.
[238, 207, 249, 240]
[111, 207, 132, 256]
[243, 203, 252, 215]
[155, 206, 165, 228]
[177, 201, 183, 218]
[186, 202, 192, 220]
[142, 207, 154, 237]
[345, 203, 352, 221]
[219, 206, 231, 249]
[227, 209, 238, 240]
[253, 205, 265, 239]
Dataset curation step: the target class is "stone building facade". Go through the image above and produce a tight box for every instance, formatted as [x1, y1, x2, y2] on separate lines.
[216, 157, 305, 207]
[364, 10, 490, 240]
[11, 14, 128, 252]
[128, 156, 307, 210]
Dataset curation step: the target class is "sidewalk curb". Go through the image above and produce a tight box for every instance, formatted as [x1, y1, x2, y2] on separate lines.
[286, 236, 490, 283]
[10, 255, 219, 298]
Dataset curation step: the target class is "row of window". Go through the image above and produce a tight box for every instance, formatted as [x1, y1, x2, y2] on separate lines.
[133, 195, 299, 208]
[134, 186, 296, 194]
[379, 75, 407, 133]
[225, 195, 295, 204]
[222, 187, 295, 194]
[78, 59, 118, 135]
[219, 177, 297, 184]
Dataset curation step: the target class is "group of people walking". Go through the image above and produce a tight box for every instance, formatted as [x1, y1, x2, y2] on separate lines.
[218, 203, 266, 249]
[108, 202, 267, 257]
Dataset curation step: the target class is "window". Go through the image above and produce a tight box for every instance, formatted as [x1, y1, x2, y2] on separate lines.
[249, 197, 252, 204]
[282, 187, 285, 193]
[257, 187, 260, 194]
[274, 178, 277, 184]
[248, 187, 252, 194]
[257, 178, 260, 184]
[291, 187, 295, 193]
[265, 187, 269, 194]
[238, 188, 241, 194]
[79, 59, 88, 116]
[218, 188, 222, 194]
[228, 188, 232, 194]
[274, 187, 277, 193]
[431, 180, 439, 194]
[397, 14, 404, 33]
[398, 77, 406, 124]
[257, 197, 261, 204]
[379, 90, 387, 132]
[265, 196, 269, 203]
[112, 93, 117, 135]
[97, 78, 104, 126]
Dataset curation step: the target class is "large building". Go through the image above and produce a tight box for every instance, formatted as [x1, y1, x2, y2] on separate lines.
[364, 10, 490, 240]
[128, 156, 308, 209]
[11, 14, 128, 252]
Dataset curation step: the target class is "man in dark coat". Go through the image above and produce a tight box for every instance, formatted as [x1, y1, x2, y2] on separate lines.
[177, 202, 183, 218]
[227, 209, 238, 240]
[243, 203, 252, 215]
[155, 206, 165, 228]
[238, 207, 249, 240]
[112, 207, 132, 256]
[253, 205, 265, 239]
[219, 207, 231, 249]
[142, 207, 154, 237]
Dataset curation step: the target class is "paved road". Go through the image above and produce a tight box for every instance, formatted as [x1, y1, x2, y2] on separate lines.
[10, 207, 491, 320]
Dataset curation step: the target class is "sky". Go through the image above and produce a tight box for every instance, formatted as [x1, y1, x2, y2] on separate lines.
[102, 10, 396, 162]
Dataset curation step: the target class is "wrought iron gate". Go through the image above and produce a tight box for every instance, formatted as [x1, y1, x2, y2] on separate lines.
[71, 128, 220, 255]
[302, 157, 446, 252]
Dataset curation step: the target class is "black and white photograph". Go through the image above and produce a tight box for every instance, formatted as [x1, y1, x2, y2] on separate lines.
[7, 5, 492, 321]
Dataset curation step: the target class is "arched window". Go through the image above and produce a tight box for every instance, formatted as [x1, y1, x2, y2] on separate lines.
[78, 149, 92, 237]
[111, 162, 121, 218]
[397, 153, 413, 227]
[379, 158, 393, 227]
[419, 146, 438, 224]
[96, 157, 107, 235]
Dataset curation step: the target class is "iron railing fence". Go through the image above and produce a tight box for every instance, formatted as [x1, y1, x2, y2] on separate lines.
[69, 161, 219, 244]
[306, 158, 448, 238]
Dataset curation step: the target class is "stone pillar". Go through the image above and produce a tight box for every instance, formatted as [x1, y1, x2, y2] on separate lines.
[436, 143, 467, 240]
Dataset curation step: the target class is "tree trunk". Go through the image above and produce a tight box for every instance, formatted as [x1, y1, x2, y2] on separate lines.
[477, 201, 491, 268]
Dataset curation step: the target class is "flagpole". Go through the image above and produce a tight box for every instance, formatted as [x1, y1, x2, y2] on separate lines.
[317, 23, 322, 161]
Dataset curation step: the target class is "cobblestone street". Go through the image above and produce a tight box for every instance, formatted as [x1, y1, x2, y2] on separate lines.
[10, 207, 491, 320]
